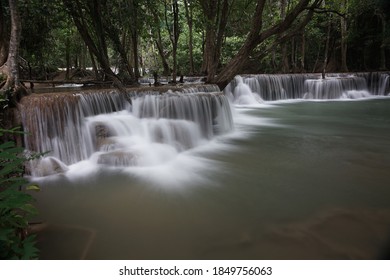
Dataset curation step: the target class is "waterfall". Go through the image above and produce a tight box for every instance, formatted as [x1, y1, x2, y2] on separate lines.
[303, 75, 369, 99]
[225, 74, 314, 102]
[357, 72, 390, 96]
[225, 72, 390, 103]
[20, 86, 233, 177]
[224, 76, 264, 105]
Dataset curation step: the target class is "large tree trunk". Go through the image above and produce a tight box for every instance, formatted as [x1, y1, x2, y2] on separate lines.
[214, 40, 256, 89]
[213, 0, 322, 89]
[1, 0, 22, 90]
[200, 0, 229, 82]
[0, 0, 27, 137]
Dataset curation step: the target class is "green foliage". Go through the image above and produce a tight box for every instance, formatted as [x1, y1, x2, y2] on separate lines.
[0, 128, 40, 260]
[1, 0, 388, 80]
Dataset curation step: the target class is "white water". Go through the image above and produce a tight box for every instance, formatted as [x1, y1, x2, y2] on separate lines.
[24, 73, 390, 186]
[226, 76, 264, 105]
[225, 73, 390, 103]
[22, 88, 236, 187]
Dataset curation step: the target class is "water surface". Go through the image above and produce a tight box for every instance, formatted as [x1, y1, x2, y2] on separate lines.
[33, 98, 390, 259]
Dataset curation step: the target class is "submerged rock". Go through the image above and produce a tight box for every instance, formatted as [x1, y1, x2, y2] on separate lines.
[93, 123, 114, 150]
[97, 151, 139, 166]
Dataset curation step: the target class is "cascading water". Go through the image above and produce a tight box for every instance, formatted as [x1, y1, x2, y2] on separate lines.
[20, 86, 233, 178]
[225, 72, 390, 103]
[225, 76, 264, 105]
[20, 76, 390, 260]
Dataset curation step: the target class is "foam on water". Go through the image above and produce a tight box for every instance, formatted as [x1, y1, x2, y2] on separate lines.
[23, 89, 244, 188]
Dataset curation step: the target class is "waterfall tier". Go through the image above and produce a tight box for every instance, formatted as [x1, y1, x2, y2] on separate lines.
[225, 72, 390, 103]
[20, 85, 233, 176]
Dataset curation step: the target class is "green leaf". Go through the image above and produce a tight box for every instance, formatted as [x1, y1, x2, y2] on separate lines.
[0, 141, 16, 150]
[18, 204, 38, 216]
[0, 228, 15, 242]
[21, 235, 39, 260]
[26, 185, 40, 192]
[0, 161, 23, 176]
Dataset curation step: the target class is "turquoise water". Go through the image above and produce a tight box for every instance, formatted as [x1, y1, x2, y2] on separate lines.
[33, 98, 390, 259]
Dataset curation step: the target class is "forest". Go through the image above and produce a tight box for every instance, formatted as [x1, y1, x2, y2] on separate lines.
[0, 0, 389, 92]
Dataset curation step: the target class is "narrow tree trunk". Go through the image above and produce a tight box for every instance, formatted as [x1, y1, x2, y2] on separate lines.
[154, 37, 170, 76]
[280, 0, 289, 72]
[65, 36, 70, 79]
[183, 0, 195, 75]
[165, 0, 180, 83]
[146, 1, 171, 76]
[322, 16, 332, 79]
[378, 12, 387, 70]
[172, 0, 180, 83]
[89, 49, 99, 80]
[340, 0, 348, 72]
[291, 37, 296, 72]
[0, 1, 9, 66]
[200, 0, 217, 76]
[300, 31, 306, 71]
[130, 0, 140, 80]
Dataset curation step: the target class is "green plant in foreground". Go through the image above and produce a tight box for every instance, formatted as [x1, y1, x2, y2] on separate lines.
[0, 127, 40, 259]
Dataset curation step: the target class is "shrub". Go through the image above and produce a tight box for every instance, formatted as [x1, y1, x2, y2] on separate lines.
[0, 127, 40, 259]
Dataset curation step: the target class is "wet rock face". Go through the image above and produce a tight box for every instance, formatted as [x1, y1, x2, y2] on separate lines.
[94, 123, 113, 150]
[95, 124, 111, 138]
[33, 157, 69, 177]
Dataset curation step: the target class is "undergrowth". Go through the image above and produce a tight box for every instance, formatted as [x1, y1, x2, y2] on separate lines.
[0, 127, 40, 259]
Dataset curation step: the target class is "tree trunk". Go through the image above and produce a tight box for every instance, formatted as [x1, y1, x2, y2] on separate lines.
[200, 0, 229, 82]
[280, 0, 289, 72]
[183, 0, 195, 75]
[214, 39, 256, 89]
[65, 36, 70, 79]
[322, 16, 332, 79]
[212, 0, 320, 89]
[340, 0, 348, 72]
[1, 0, 22, 90]
[89, 48, 100, 80]
[154, 37, 170, 76]
[0, 0, 28, 136]
[172, 0, 180, 83]
[300, 31, 306, 71]
[146, 1, 171, 76]
[63, 0, 123, 88]
[377, 11, 387, 70]
[164, 0, 180, 83]
[130, 0, 140, 80]
[0, 1, 9, 66]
